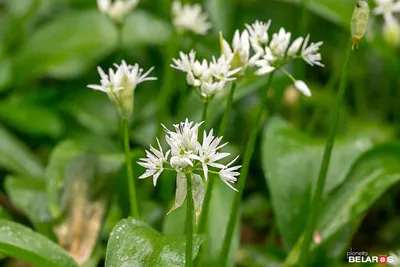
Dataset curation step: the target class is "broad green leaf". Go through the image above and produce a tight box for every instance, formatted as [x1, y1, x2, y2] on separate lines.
[261, 117, 372, 251]
[13, 10, 117, 80]
[0, 207, 12, 220]
[0, 101, 65, 138]
[62, 91, 118, 136]
[318, 143, 400, 246]
[105, 218, 203, 267]
[0, 219, 78, 267]
[285, 143, 400, 264]
[0, 124, 44, 177]
[122, 10, 172, 47]
[45, 140, 84, 218]
[5, 176, 52, 223]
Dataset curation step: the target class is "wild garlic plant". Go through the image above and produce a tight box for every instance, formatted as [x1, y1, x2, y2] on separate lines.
[88, 60, 156, 218]
[137, 119, 241, 266]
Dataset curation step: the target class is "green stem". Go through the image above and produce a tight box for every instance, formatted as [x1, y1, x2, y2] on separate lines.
[219, 72, 276, 266]
[194, 83, 237, 267]
[298, 38, 352, 266]
[219, 83, 237, 135]
[123, 119, 139, 218]
[202, 101, 209, 122]
[186, 172, 194, 267]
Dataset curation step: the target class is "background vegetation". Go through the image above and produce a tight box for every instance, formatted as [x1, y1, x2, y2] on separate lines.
[0, 0, 399, 266]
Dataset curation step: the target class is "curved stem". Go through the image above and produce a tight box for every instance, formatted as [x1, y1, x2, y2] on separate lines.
[219, 72, 276, 266]
[185, 173, 194, 267]
[298, 38, 353, 266]
[123, 119, 139, 218]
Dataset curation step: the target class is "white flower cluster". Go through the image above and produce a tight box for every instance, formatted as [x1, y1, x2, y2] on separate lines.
[138, 119, 241, 220]
[87, 60, 156, 118]
[97, 0, 139, 22]
[171, 0, 212, 35]
[374, 0, 400, 45]
[172, 20, 324, 99]
[171, 51, 241, 99]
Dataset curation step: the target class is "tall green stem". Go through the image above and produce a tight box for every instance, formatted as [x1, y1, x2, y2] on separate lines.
[298, 38, 352, 266]
[220, 72, 276, 266]
[123, 119, 139, 218]
[185, 172, 194, 267]
[194, 83, 237, 267]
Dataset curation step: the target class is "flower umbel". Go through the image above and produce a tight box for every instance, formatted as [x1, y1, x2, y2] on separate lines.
[87, 60, 156, 118]
[137, 119, 241, 221]
[97, 0, 139, 22]
[172, 0, 212, 35]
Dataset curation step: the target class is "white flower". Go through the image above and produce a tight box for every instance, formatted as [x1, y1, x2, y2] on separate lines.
[87, 60, 156, 118]
[138, 119, 241, 219]
[287, 37, 304, 56]
[220, 30, 261, 70]
[97, 0, 139, 22]
[254, 47, 276, 75]
[200, 80, 225, 97]
[163, 119, 202, 171]
[269, 27, 291, 57]
[209, 55, 241, 82]
[219, 156, 241, 191]
[171, 50, 197, 72]
[294, 80, 311, 97]
[198, 129, 229, 180]
[374, 0, 400, 23]
[245, 20, 271, 54]
[301, 35, 325, 67]
[172, 0, 212, 35]
[138, 139, 170, 186]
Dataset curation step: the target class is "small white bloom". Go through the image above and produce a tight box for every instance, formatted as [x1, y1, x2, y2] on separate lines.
[198, 129, 229, 180]
[374, 0, 400, 23]
[87, 60, 156, 118]
[172, 0, 212, 35]
[269, 27, 291, 57]
[200, 80, 225, 98]
[254, 48, 276, 76]
[301, 35, 325, 67]
[171, 50, 197, 72]
[138, 138, 170, 186]
[287, 36, 304, 56]
[294, 80, 311, 97]
[209, 55, 241, 82]
[97, 0, 139, 22]
[245, 20, 271, 54]
[219, 156, 241, 192]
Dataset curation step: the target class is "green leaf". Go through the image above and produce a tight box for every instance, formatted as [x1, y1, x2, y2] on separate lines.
[318, 143, 400, 247]
[106, 218, 203, 267]
[286, 143, 400, 264]
[0, 207, 12, 220]
[45, 140, 84, 218]
[0, 101, 65, 138]
[62, 91, 119, 136]
[5, 176, 52, 223]
[13, 10, 117, 80]
[0, 124, 44, 177]
[122, 10, 172, 47]
[261, 117, 372, 251]
[0, 219, 78, 267]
